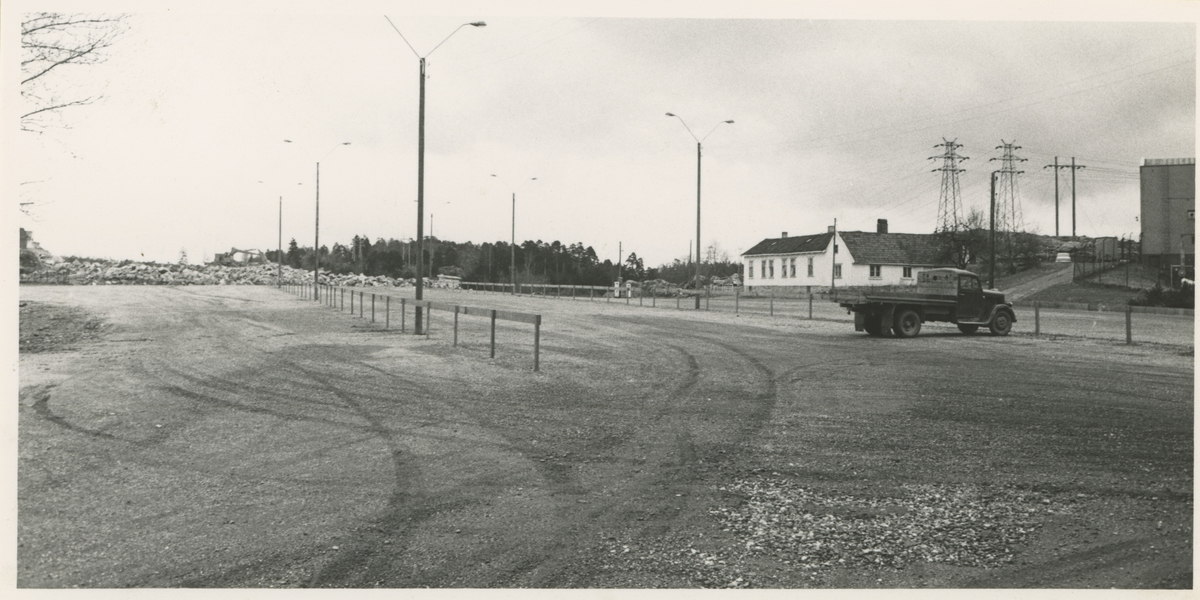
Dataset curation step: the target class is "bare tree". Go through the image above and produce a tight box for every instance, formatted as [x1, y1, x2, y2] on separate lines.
[21, 12, 127, 133]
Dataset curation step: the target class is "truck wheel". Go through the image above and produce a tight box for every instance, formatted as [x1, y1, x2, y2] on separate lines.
[989, 312, 1013, 336]
[957, 324, 979, 334]
[863, 314, 883, 336]
[893, 309, 922, 338]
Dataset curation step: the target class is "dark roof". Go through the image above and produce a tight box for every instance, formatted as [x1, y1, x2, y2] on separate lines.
[839, 231, 951, 266]
[742, 232, 832, 256]
[742, 230, 953, 267]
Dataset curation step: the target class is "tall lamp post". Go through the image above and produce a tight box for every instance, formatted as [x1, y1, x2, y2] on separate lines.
[260, 180, 302, 288]
[666, 113, 734, 309]
[491, 174, 537, 295]
[283, 140, 351, 301]
[387, 17, 485, 334]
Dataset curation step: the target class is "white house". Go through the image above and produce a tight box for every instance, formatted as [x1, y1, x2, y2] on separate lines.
[741, 221, 956, 292]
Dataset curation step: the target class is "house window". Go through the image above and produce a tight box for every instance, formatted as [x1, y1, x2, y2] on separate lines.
[790, 258, 796, 277]
[769, 260, 775, 279]
[869, 265, 881, 278]
[834, 264, 842, 279]
[761, 260, 766, 279]
[807, 257, 814, 277]
[903, 266, 913, 278]
[748, 263, 754, 279]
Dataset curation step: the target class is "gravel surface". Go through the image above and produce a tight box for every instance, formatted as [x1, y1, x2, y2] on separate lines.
[17, 285, 1193, 589]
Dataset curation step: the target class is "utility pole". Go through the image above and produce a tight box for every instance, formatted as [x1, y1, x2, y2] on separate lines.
[1044, 157, 1060, 237]
[314, 162, 320, 301]
[1047, 157, 1084, 238]
[1071, 157, 1085, 238]
[511, 192, 516, 295]
[277, 196, 282, 288]
[831, 218, 837, 291]
[990, 171, 998, 289]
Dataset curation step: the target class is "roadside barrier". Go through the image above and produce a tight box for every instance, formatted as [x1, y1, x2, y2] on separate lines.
[283, 283, 543, 371]
[456, 281, 1192, 347]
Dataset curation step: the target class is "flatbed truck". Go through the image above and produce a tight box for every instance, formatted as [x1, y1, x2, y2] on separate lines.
[833, 268, 1016, 338]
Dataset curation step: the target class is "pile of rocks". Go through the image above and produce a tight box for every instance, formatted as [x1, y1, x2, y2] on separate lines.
[19, 259, 434, 288]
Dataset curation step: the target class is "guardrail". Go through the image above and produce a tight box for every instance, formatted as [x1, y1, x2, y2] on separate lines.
[456, 281, 1193, 347]
[282, 283, 543, 371]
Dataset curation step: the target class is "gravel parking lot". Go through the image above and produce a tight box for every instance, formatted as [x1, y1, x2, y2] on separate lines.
[18, 285, 1193, 588]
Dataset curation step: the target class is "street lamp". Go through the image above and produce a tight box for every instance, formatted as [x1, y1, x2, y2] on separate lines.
[387, 17, 485, 334]
[259, 180, 303, 288]
[491, 174, 537, 295]
[666, 112, 734, 309]
[283, 140, 351, 301]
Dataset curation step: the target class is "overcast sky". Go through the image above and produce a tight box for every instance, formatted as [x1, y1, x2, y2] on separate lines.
[6, 1, 1196, 267]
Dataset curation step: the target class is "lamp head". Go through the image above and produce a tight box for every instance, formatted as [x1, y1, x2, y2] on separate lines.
[469, 21, 487, 27]
[283, 140, 293, 143]
[725, 120, 734, 124]
[665, 112, 676, 117]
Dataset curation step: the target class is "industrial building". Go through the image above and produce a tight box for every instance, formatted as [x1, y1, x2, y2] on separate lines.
[1140, 158, 1194, 281]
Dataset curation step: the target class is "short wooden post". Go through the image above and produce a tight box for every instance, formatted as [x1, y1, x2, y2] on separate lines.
[350, 290, 354, 315]
[533, 314, 541, 372]
[426, 303, 431, 339]
[652, 293, 656, 308]
[341, 288, 345, 311]
[639, 291, 643, 306]
[386, 296, 390, 329]
[1126, 305, 1132, 345]
[401, 298, 406, 333]
[676, 295, 680, 310]
[371, 294, 375, 322]
[809, 295, 813, 319]
[453, 306, 459, 347]
[490, 309, 497, 358]
[770, 292, 774, 317]
[705, 287, 710, 311]
[1034, 302, 1040, 335]
[735, 287, 740, 314]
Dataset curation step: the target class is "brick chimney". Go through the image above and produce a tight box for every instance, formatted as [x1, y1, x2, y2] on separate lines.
[781, 231, 788, 238]
[877, 219, 888, 233]
[827, 226, 835, 233]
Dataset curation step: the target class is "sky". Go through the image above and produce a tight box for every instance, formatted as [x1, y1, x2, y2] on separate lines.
[5, 1, 1196, 268]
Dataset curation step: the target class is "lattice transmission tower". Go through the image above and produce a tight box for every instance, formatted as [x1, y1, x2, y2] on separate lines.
[930, 138, 968, 233]
[989, 140, 1027, 235]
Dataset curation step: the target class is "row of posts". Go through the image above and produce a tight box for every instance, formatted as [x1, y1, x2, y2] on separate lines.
[281, 282, 540, 370]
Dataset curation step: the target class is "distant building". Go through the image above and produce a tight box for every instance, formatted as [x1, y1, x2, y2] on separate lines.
[1140, 158, 1195, 271]
[741, 219, 955, 292]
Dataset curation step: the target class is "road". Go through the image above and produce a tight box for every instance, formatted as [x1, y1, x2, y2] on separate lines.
[18, 285, 1193, 588]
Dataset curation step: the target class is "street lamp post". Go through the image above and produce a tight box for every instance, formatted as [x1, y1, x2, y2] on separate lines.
[491, 174, 536, 295]
[260, 180, 302, 288]
[283, 140, 350, 301]
[666, 113, 734, 309]
[387, 17, 486, 334]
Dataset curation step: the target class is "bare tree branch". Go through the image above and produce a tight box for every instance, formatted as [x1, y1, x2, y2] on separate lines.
[20, 12, 127, 132]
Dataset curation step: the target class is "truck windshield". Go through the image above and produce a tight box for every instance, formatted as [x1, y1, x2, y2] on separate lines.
[959, 276, 980, 291]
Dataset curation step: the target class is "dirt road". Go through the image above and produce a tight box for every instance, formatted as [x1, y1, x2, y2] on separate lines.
[18, 285, 1192, 588]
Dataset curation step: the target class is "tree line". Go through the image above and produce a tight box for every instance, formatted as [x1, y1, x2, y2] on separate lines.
[265, 236, 744, 287]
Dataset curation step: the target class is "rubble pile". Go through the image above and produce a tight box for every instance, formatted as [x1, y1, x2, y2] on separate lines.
[19, 259, 458, 288]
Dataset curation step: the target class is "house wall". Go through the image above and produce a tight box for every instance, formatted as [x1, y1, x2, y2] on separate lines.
[743, 233, 844, 289]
